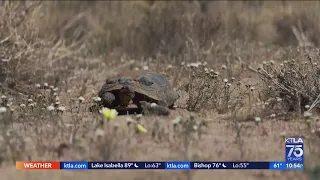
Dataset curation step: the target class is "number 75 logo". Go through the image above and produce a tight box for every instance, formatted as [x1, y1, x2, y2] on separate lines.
[286, 145, 303, 157]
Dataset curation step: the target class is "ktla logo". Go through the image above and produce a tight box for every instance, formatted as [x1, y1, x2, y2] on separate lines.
[285, 137, 304, 162]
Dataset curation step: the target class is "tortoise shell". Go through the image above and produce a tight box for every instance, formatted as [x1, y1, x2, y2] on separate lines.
[98, 71, 179, 108]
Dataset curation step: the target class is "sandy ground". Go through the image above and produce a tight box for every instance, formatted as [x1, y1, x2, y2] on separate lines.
[1, 108, 317, 180]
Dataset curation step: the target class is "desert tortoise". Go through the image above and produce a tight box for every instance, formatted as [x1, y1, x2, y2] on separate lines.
[98, 71, 179, 112]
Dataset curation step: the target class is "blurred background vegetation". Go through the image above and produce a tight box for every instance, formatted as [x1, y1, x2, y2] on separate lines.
[3, 1, 320, 56]
[1, 0, 320, 90]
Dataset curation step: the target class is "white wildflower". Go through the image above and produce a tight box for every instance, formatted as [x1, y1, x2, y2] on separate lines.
[143, 65, 149, 70]
[35, 83, 41, 88]
[172, 116, 183, 124]
[43, 82, 48, 87]
[28, 103, 36, 108]
[6, 101, 12, 106]
[305, 105, 310, 110]
[93, 97, 101, 102]
[255, 117, 262, 122]
[0, 107, 7, 113]
[57, 106, 66, 112]
[78, 96, 85, 103]
[27, 99, 33, 103]
[311, 129, 315, 133]
[303, 111, 312, 118]
[47, 105, 55, 112]
[129, 60, 135, 64]
[167, 64, 173, 69]
[20, 104, 26, 108]
[223, 79, 228, 83]
[258, 65, 264, 70]
[150, 103, 157, 107]
[189, 62, 199, 68]
[0, 95, 6, 99]
[269, 114, 276, 118]
[221, 65, 227, 69]
[95, 128, 105, 137]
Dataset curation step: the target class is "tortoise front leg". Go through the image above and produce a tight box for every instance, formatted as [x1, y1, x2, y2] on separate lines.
[100, 92, 116, 108]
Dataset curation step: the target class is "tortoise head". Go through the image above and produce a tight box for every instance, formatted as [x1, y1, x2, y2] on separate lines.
[117, 85, 135, 106]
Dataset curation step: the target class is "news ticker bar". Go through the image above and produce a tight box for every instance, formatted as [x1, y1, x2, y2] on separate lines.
[16, 161, 304, 170]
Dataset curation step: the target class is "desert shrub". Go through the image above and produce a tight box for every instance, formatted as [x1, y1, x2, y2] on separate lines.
[254, 48, 320, 114]
[182, 60, 244, 113]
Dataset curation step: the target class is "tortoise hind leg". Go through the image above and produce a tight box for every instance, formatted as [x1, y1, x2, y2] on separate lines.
[156, 100, 168, 107]
[168, 103, 176, 109]
[157, 100, 177, 110]
[132, 93, 147, 109]
[139, 100, 170, 116]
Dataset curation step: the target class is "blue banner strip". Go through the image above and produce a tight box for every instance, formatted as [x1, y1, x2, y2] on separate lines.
[59, 161, 304, 170]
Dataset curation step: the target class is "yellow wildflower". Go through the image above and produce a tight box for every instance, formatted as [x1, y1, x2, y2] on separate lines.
[101, 108, 118, 120]
[136, 124, 147, 133]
